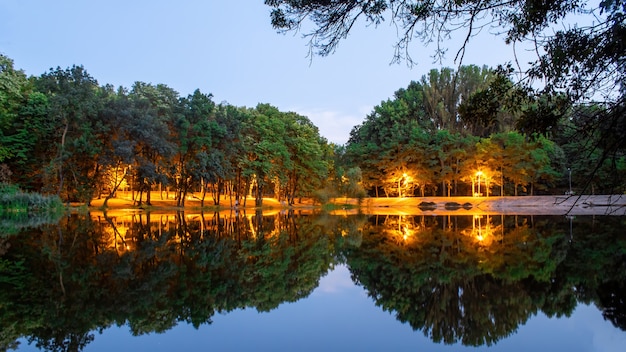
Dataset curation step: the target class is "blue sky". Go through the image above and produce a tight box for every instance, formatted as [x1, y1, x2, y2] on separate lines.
[1, 0, 533, 144]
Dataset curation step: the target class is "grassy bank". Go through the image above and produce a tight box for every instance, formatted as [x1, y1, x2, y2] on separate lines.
[0, 184, 65, 234]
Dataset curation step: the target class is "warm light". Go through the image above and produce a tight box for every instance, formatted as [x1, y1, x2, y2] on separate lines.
[475, 171, 484, 197]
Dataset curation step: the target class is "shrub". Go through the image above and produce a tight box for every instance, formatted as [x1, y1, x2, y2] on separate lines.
[0, 183, 64, 215]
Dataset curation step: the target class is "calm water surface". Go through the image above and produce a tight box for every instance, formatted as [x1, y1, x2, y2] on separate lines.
[2, 211, 625, 351]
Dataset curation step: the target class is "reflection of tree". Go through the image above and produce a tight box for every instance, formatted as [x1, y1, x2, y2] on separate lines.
[596, 279, 626, 330]
[564, 216, 626, 330]
[2, 213, 625, 350]
[342, 215, 575, 346]
[0, 210, 335, 351]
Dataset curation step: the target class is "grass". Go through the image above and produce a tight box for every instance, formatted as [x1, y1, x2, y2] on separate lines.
[0, 183, 65, 235]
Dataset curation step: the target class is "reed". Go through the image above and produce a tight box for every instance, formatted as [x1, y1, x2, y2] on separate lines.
[0, 183, 64, 216]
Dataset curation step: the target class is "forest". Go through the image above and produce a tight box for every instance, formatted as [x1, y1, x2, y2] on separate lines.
[1, 54, 625, 207]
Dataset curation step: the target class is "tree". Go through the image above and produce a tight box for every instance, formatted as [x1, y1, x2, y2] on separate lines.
[34, 65, 105, 203]
[266, 1, 626, 170]
[345, 67, 503, 196]
[127, 82, 177, 206]
[554, 104, 626, 194]
[213, 104, 248, 206]
[0, 54, 30, 164]
[420, 66, 493, 133]
[173, 89, 216, 206]
[1, 91, 53, 190]
[95, 86, 131, 206]
[458, 68, 522, 137]
[345, 93, 417, 196]
[241, 104, 290, 206]
[281, 112, 329, 204]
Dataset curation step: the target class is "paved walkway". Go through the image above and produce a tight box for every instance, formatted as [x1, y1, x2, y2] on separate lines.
[345, 195, 626, 215]
[89, 194, 626, 216]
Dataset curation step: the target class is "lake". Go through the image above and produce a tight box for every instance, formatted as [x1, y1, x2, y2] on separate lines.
[2, 210, 625, 351]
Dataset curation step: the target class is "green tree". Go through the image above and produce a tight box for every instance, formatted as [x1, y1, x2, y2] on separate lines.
[174, 89, 216, 206]
[213, 104, 248, 206]
[346, 85, 423, 196]
[281, 112, 329, 204]
[0, 54, 31, 164]
[241, 104, 290, 206]
[127, 82, 177, 205]
[1, 92, 52, 190]
[458, 69, 522, 137]
[554, 104, 626, 194]
[420, 66, 493, 133]
[97, 85, 136, 206]
[34, 65, 106, 203]
[345, 67, 499, 196]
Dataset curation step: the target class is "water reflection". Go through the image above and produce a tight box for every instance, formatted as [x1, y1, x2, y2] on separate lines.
[1, 211, 625, 350]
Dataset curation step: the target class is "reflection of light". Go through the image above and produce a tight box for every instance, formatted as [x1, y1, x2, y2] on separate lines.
[475, 171, 483, 197]
[385, 216, 418, 243]
[467, 215, 495, 244]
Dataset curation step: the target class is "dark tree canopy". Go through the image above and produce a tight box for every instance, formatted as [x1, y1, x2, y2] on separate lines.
[266, 0, 626, 193]
[265, 0, 624, 100]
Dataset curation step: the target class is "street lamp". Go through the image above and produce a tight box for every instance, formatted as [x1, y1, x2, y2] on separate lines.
[567, 167, 572, 195]
[400, 173, 411, 198]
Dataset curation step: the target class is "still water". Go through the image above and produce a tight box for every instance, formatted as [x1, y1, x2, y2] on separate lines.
[2, 210, 625, 351]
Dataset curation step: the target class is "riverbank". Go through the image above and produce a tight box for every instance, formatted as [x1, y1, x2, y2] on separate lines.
[87, 194, 626, 216]
[348, 195, 626, 216]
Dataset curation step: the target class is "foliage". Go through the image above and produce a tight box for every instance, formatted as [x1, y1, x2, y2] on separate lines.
[343, 66, 565, 196]
[341, 214, 625, 346]
[266, 1, 626, 192]
[265, 1, 624, 100]
[0, 57, 332, 207]
[0, 183, 63, 215]
[1, 212, 624, 349]
[1, 54, 623, 200]
[0, 211, 336, 350]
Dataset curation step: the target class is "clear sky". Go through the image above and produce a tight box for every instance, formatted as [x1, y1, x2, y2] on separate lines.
[0, 0, 532, 145]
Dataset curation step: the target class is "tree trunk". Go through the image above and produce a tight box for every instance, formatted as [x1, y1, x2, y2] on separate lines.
[57, 120, 70, 197]
[103, 166, 128, 207]
[255, 183, 263, 207]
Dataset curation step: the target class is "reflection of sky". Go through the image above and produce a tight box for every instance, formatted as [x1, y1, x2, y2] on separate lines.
[17, 265, 626, 352]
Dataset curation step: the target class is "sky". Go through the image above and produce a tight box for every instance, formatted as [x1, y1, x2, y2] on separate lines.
[0, 0, 534, 145]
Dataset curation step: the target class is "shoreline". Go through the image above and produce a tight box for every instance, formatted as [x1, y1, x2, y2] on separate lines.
[86, 194, 626, 216]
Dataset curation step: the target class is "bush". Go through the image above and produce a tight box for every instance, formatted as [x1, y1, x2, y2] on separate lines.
[0, 183, 64, 214]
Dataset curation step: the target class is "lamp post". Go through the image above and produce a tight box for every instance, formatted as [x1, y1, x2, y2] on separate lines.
[402, 173, 409, 198]
[567, 167, 572, 195]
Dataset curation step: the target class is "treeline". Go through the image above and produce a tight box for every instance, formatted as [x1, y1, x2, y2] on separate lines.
[0, 55, 333, 206]
[1, 55, 625, 203]
[342, 66, 626, 196]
